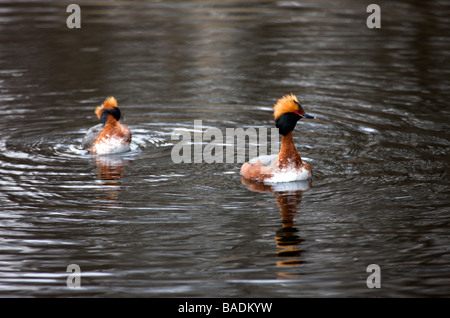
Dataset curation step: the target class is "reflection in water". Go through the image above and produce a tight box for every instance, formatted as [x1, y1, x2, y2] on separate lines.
[241, 178, 311, 279]
[94, 155, 129, 204]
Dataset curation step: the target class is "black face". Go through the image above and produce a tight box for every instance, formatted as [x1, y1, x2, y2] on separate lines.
[275, 112, 301, 136]
[100, 107, 121, 125]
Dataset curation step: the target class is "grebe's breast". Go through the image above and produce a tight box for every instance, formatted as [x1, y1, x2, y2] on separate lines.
[91, 135, 131, 155]
[265, 162, 312, 183]
[91, 123, 131, 155]
[82, 122, 131, 155]
[241, 154, 312, 183]
[81, 123, 103, 150]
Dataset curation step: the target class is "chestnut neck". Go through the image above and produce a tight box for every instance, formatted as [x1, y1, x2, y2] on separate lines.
[277, 131, 302, 169]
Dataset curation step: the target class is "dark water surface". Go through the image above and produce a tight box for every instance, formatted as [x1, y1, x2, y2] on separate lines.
[0, 1, 449, 297]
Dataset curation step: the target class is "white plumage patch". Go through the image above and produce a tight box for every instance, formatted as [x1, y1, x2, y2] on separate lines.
[248, 154, 312, 183]
[92, 136, 130, 155]
[249, 154, 277, 166]
[265, 166, 311, 183]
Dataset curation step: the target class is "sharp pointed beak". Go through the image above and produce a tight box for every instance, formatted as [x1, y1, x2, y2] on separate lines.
[295, 111, 315, 119]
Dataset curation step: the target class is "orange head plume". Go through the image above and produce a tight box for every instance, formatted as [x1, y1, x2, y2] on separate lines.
[95, 96, 118, 119]
[273, 94, 315, 135]
[273, 94, 314, 120]
[273, 94, 303, 121]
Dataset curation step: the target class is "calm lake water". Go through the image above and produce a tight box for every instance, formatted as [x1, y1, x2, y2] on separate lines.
[0, 1, 449, 297]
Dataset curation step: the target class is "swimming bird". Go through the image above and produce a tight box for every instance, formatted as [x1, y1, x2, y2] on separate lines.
[240, 94, 314, 183]
[81, 97, 131, 154]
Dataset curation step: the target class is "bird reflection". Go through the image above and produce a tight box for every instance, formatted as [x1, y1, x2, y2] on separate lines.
[241, 177, 311, 279]
[94, 155, 129, 204]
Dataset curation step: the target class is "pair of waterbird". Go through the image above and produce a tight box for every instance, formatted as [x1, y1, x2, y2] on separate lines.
[82, 94, 315, 183]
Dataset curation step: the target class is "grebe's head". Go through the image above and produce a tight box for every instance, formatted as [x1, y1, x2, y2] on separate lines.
[95, 96, 121, 125]
[273, 94, 314, 136]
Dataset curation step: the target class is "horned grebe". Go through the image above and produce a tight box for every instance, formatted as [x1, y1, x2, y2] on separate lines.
[82, 97, 131, 155]
[240, 94, 314, 183]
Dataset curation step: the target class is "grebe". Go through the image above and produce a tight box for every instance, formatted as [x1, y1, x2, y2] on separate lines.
[81, 96, 132, 155]
[240, 94, 314, 183]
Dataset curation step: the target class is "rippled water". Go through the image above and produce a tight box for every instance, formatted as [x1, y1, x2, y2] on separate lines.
[0, 1, 449, 297]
